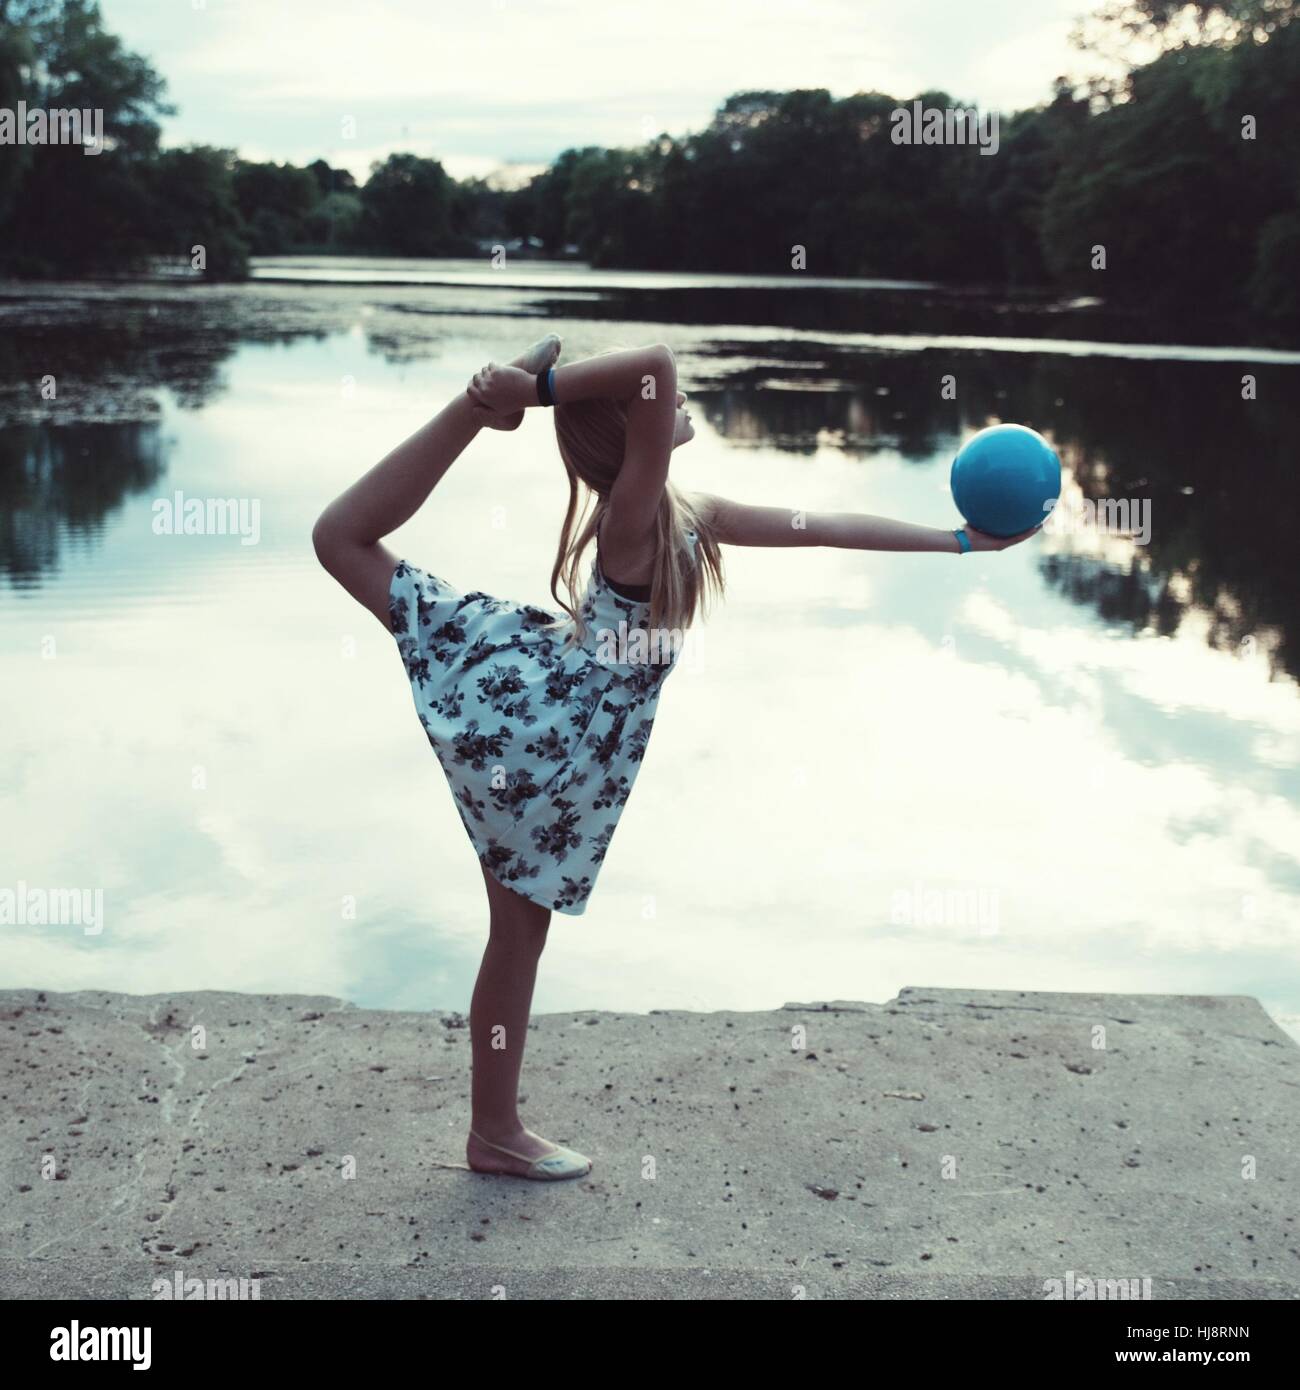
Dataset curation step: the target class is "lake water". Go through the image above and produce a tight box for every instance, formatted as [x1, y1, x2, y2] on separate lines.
[2, 261, 1298, 1039]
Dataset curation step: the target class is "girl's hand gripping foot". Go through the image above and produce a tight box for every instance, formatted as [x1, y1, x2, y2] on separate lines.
[467, 334, 563, 428]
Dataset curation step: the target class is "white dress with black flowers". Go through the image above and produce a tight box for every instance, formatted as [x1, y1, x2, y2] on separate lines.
[388, 534, 696, 915]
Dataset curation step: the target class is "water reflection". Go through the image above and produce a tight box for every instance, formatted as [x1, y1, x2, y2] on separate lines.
[688, 350, 1300, 680]
[1, 275, 1296, 1038]
[0, 423, 165, 586]
[15, 299, 1291, 677]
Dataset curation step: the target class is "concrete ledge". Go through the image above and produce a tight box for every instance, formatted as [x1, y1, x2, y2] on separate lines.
[3, 986, 1297, 1300]
[4, 1259, 1298, 1301]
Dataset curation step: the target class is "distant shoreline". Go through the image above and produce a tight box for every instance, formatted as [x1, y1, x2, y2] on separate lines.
[3, 271, 1297, 360]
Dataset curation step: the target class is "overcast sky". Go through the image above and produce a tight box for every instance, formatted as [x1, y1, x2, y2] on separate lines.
[99, 0, 1113, 182]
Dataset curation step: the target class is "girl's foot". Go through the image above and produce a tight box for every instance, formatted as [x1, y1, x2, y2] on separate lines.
[467, 1124, 591, 1181]
[512, 332, 562, 375]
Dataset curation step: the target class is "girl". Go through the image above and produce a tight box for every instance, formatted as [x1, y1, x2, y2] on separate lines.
[312, 334, 1034, 1181]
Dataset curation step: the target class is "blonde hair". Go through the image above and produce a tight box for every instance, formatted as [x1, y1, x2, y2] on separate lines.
[550, 393, 724, 642]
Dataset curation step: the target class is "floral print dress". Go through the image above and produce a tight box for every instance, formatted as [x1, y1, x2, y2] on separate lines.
[388, 533, 696, 915]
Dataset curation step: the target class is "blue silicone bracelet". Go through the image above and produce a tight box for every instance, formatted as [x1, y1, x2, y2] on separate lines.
[954, 528, 971, 554]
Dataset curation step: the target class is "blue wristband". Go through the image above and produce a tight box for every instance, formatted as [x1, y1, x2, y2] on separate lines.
[954, 527, 971, 554]
[536, 367, 558, 407]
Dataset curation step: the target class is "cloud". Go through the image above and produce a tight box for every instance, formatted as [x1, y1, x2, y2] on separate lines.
[97, 0, 1104, 171]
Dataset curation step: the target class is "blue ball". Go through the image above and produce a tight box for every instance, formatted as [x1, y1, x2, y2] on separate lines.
[950, 423, 1062, 538]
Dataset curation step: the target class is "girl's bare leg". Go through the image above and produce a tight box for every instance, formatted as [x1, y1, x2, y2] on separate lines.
[312, 333, 561, 627]
[466, 867, 579, 1174]
[312, 332, 574, 1175]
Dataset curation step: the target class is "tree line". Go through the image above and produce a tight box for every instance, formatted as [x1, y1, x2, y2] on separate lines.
[1, 0, 1297, 321]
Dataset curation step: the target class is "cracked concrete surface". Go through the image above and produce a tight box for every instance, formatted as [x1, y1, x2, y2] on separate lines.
[2, 986, 1297, 1300]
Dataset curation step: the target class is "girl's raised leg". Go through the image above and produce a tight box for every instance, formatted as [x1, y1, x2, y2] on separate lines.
[312, 333, 561, 628]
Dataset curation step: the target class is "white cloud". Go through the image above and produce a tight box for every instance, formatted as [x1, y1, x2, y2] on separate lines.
[101, 0, 1106, 171]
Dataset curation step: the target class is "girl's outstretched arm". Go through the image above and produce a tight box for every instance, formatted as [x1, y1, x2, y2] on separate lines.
[697, 494, 1039, 554]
